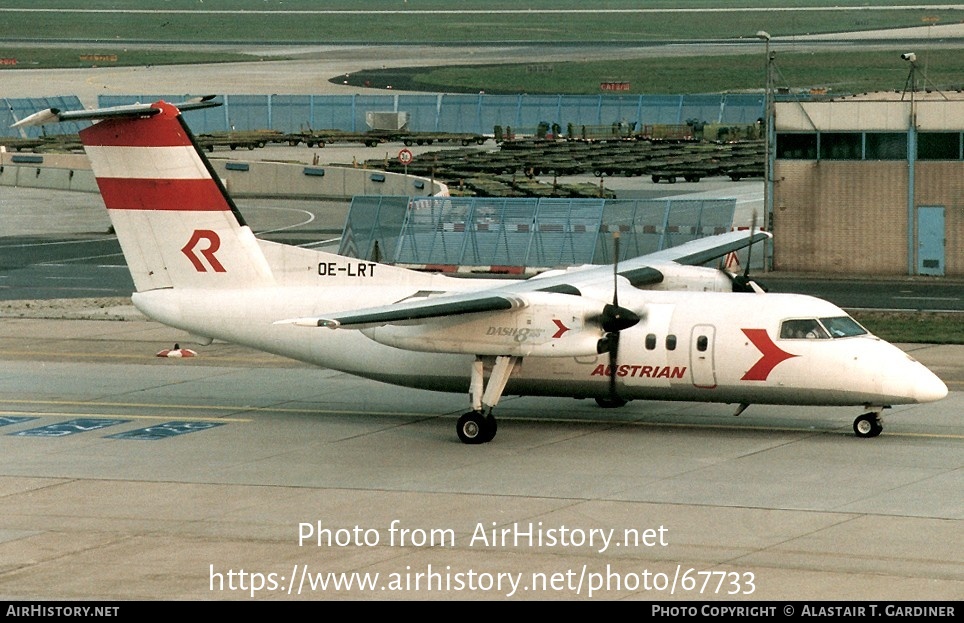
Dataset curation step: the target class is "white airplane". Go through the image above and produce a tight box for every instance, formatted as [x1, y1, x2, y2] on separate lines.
[14, 99, 948, 443]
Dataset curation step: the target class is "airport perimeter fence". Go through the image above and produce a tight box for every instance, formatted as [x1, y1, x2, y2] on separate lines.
[339, 195, 739, 271]
[2, 93, 765, 138]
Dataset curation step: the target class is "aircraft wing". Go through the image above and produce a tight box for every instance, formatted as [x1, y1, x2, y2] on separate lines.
[280, 229, 769, 329]
[278, 291, 527, 329]
[613, 229, 770, 288]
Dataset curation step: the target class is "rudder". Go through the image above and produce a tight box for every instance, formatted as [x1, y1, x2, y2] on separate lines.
[80, 101, 273, 292]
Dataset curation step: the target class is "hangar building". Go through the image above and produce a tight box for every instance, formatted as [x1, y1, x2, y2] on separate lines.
[771, 91, 963, 277]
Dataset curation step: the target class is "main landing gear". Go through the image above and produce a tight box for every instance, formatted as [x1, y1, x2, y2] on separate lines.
[853, 407, 885, 438]
[457, 355, 518, 444]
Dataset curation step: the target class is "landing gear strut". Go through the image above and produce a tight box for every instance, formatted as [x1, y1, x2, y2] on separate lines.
[853, 409, 884, 438]
[457, 355, 518, 444]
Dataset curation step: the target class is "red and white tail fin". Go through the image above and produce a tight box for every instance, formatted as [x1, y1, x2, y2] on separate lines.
[79, 101, 273, 292]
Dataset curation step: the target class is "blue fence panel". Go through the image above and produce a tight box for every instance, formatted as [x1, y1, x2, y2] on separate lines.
[269, 95, 314, 133]
[639, 95, 686, 125]
[398, 94, 443, 132]
[222, 95, 271, 132]
[339, 195, 409, 261]
[564, 95, 606, 128]
[680, 94, 727, 125]
[517, 95, 565, 130]
[596, 94, 646, 128]
[720, 93, 766, 123]
[466, 198, 538, 266]
[441, 94, 477, 132]
[437, 94, 486, 135]
[478, 95, 525, 134]
[305, 94, 357, 130]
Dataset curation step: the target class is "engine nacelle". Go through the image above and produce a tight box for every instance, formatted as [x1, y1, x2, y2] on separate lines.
[361, 291, 620, 356]
[645, 263, 734, 292]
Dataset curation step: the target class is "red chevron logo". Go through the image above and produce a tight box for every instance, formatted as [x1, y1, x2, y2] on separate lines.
[741, 328, 798, 381]
[552, 319, 570, 339]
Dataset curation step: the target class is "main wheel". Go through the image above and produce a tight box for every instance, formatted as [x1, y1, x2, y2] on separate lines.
[482, 413, 497, 442]
[457, 411, 487, 444]
[853, 413, 883, 438]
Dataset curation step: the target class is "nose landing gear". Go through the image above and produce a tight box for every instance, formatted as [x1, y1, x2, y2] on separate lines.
[853, 408, 885, 438]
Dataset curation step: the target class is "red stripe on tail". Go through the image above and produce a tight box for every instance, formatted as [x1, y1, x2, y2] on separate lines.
[97, 178, 230, 212]
[79, 101, 192, 148]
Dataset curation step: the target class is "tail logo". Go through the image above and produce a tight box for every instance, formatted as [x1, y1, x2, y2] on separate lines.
[181, 230, 226, 273]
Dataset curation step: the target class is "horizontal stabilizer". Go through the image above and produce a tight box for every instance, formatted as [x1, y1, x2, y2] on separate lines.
[11, 96, 220, 128]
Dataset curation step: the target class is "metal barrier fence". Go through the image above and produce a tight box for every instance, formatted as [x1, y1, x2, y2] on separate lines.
[339, 196, 737, 270]
[0, 93, 764, 138]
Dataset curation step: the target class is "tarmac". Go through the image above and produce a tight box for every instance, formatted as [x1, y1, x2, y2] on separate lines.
[0, 314, 961, 601]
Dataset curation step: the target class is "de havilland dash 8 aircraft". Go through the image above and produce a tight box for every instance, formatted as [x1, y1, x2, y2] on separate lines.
[14, 98, 948, 444]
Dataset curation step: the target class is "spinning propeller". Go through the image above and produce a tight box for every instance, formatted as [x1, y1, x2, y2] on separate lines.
[592, 232, 641, 403]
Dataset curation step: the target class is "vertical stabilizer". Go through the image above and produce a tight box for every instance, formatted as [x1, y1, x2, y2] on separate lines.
[79, 101, 273, 292]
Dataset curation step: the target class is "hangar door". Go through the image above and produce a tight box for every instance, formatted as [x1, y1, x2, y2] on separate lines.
[917, 206, 945, 277]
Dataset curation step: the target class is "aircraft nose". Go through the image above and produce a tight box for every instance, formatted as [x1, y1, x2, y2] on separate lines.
[912, 367, 948, 403]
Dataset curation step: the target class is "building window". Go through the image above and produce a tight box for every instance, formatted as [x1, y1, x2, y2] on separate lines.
[865, 133, 906, 160]
[776, 133, 817, 159]
[819, 133, 862, 160]
[918, 132, 962, 160]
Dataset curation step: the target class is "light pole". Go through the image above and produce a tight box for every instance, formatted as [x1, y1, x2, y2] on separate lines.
[756, 30, 774, 272]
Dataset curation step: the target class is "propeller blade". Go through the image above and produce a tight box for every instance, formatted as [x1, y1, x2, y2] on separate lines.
[612, 230, 620, 307]
[607, 230, 626, 401]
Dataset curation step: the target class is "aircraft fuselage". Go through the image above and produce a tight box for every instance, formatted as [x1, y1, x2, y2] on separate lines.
[132, 285, 946, 409]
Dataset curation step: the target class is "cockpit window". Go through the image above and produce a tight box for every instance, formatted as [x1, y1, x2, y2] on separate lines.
[780, 316, 869, 340]
[820, 316, 868, 338]
[780, 319, 829, 339]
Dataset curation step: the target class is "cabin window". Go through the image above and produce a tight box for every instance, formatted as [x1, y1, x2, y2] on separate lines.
[696, 335, 708, 352]
[780, 318, 829, 339]
[665, 335, 677, 351]
[645, 334, 657, 350]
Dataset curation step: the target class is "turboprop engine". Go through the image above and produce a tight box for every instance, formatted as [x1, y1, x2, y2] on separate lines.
[361, 291, 639, 357]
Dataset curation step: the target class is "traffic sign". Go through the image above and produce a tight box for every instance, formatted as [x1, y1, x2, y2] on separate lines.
[398, 148, 413, 165]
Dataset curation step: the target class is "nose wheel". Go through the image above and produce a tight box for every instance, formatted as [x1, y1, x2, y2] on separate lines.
[853, 412, 883, 438]
[457, 411, 497, 444]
